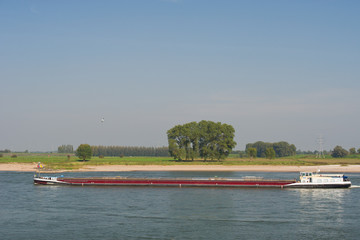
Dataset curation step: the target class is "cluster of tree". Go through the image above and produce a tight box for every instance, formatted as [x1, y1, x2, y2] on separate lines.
[57, 145, 74, 153]
[245, 141, 296, 158]
[167, 121, 236, 161]
[349, 147, 360, 155]
[91, 146, 169, 157]
[330, 146, 360, 158]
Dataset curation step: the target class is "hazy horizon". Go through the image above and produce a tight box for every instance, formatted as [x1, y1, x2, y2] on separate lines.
[1, 0, 359, 152]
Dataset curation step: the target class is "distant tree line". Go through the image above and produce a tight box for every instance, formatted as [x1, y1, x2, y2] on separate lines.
[0, 149, 11, 153]
[56, 142, 360, 159]
[298, 146, 360, 158]
[296, 150, 328, 155]
[91, 146, 170, 157]
[167, 121, 236, 161]
[245, 141, 296, 158]
[57, 145, 74, 153]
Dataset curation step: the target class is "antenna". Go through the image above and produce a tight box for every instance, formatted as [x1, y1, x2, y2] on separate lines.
[316, 135, 325, 158]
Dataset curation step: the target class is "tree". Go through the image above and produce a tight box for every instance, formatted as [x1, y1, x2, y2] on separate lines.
[183, 122, 200, 160]
[75, 144, 92, 161]
[197, 120, 236, 161]
[167, 124, 189, 160]
[331, 146, 348, 158]
[247, 148, 257, 158]
[168, 138, 186, 161]
[265, 148, 276, 159]
[349, 148, 356, 155]
[358, 148, 360, 154]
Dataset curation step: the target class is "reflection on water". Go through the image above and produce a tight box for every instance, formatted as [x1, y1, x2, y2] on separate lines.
[295, 189, 350, 226]
[297, 188, 349, 203]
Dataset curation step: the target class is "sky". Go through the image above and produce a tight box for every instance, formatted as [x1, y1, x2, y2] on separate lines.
[1, 0, 360, 152]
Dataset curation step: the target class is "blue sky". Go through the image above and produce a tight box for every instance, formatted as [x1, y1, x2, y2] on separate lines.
[1, 0, 359, 152]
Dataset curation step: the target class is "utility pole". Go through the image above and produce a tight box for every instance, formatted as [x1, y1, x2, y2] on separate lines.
[316, 136, 325, 158]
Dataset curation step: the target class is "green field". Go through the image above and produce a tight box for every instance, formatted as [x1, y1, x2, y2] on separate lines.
[1, 153, 360, 170]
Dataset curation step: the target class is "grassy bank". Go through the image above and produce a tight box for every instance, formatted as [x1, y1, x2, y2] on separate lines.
[1, 153, 360, 170]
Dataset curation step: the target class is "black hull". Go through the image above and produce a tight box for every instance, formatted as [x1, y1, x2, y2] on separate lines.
[285, 183, 351, 188]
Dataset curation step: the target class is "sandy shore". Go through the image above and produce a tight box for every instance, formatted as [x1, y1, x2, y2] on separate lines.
[1, 163, 360, 172]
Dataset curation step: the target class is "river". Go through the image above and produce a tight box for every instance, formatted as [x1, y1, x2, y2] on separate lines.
[1, 171, 359, 240]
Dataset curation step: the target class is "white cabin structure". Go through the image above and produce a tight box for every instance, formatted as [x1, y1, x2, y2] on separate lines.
[285, 172, 351, 188]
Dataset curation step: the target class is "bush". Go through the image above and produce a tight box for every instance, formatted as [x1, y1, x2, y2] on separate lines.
[99, 155, 104, 159]
[0, 153, 3, 157]
[11, 154, 17, 158]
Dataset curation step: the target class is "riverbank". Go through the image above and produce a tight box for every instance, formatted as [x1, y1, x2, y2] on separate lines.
[1, 163, 360, 172]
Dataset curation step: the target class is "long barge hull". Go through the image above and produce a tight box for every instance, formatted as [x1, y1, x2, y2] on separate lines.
[34, 177, 296, 188]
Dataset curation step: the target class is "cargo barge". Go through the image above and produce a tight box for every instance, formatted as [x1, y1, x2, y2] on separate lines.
[33, 172, 352, 188]
[33, 161, 351, 188]
[33, 175, 296, 188]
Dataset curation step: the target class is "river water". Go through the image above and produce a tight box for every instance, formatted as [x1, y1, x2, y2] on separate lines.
[1, 171, 360, 240]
